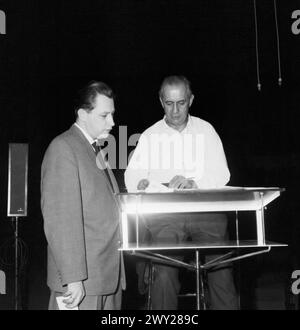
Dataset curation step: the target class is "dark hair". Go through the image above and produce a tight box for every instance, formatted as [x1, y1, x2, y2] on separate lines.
[75, 80, 115, 118]
[159, 75, 192, 99]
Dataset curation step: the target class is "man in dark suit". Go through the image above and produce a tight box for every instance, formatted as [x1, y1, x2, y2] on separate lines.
[41, 81, 125, 310]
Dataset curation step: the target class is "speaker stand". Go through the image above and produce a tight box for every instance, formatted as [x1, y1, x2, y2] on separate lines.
[12, 216, 19, 310]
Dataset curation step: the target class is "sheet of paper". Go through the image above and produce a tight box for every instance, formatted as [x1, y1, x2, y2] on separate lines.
[144, 181, 174, 193]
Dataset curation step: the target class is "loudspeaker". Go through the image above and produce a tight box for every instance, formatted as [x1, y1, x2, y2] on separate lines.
[7, 143, 28, 217]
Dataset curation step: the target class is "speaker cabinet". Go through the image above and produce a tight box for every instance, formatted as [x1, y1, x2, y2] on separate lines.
[7, 143, 28, 217]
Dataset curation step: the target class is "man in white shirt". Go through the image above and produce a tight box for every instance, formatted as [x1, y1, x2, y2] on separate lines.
[125, 75, 237, 309]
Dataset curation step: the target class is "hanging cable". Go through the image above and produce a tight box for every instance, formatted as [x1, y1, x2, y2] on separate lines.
[273, 0, 282, 86]
[253, 0, 261, 91]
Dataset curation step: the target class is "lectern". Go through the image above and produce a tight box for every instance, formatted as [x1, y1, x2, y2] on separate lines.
[116, 187, 287, 309]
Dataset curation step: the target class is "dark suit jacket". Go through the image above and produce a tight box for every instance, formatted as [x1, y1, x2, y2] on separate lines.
[41, 124, 124, 295]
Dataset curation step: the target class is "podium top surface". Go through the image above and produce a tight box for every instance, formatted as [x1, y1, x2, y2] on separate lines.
[119, 240, 287, 251]
[117, 187, 285, 214]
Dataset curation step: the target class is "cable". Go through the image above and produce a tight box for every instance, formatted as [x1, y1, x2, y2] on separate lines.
[253, 0, 261, 91]
[0, 224, 28, 274]
[273, 0, 282, 86]
[0, 238, 28, 273]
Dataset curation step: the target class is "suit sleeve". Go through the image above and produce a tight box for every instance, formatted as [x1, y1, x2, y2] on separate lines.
[41, 138, 87, 286]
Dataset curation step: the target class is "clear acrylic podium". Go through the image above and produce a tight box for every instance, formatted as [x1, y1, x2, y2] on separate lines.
[116, 187, 287, 309]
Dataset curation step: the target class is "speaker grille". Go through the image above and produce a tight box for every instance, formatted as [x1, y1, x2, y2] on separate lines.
[7, 143, 28, 217]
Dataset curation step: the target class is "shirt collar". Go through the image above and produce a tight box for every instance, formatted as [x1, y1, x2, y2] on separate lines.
[162, 114, 191, 133]
[74, 122, 96, 145]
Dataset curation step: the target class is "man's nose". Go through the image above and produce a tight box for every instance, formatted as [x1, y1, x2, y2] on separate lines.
[108, 114, 115, 127]
[173, 103, 179, 114]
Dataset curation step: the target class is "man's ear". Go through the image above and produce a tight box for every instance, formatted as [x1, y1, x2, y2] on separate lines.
[77, 108, 87, 121]
[159, 97, 164, 108]
[189, 94, 194, 107]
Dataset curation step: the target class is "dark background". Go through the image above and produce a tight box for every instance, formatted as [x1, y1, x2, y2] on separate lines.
[0, 0, 300, 309]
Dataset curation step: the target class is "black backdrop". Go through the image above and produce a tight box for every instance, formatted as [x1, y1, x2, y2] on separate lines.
[0, 0, 300, 309]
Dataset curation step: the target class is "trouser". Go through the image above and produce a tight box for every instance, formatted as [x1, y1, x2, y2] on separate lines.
[143, 213, 238, 310]
[48, 280, 122, 310]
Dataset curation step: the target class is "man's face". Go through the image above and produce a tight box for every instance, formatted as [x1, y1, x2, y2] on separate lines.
[80, 93, 115, 139]
[160, 83, 194, 131]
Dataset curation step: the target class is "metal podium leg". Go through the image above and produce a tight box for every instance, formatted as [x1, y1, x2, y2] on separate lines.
[147, 262, 154, 310]
[196, 250, 206, 310]
[256, 192, 266, 245]
[196, 250, 200, 310]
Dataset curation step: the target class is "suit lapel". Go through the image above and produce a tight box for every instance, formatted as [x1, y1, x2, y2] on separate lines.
[70, 125, 121, 207]
[70, 125, 98, 165]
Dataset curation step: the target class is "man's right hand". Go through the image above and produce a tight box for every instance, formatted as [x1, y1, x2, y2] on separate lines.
[63, 281, 85, 309]
[137, 179, 150, 190]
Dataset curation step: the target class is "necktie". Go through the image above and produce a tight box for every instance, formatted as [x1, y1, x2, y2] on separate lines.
[91, 142, 115, 192]
[92, 141, 101, 156]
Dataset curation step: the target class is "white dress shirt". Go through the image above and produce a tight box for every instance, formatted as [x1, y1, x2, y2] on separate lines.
[124, 115, 230, 192]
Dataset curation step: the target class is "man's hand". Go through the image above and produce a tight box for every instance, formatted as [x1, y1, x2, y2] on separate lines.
[63, 281, 85, 309]
[168, 175, 198, 189]
[137, 179, 150, 190]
